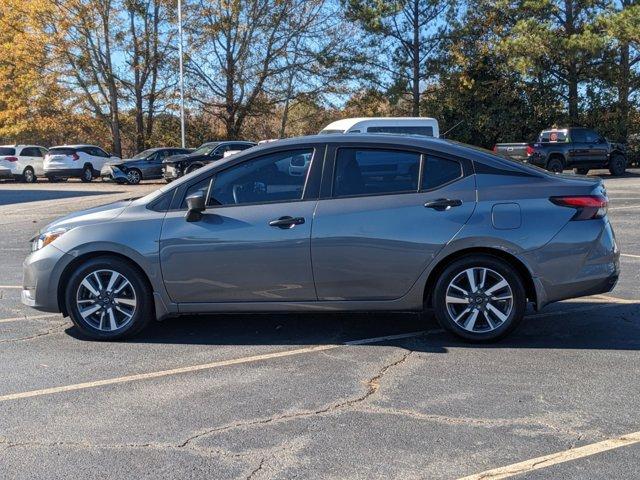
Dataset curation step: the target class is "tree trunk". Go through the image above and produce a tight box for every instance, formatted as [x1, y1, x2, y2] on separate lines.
[617, 41, 630, 141]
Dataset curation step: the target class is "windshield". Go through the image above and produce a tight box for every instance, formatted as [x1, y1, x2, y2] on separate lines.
[131, 149, 157, 160]
[192, 143, 219, 156]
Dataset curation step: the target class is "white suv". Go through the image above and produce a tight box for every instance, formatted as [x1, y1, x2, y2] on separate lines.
[0, 145, 48, 183]
[44, 145, 119, 182]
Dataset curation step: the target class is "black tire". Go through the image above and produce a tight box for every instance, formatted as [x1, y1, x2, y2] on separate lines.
[546, 157, 564, 173]
[164, 178, 173, 183]
[573, 168, 589, 175]
[126, 168, 142, 185]
[184, 163, 203, 175]
[432, 255, 526, 342]
[609, 154, 626, 176]
[81, 165, 94, 182]
[22, 167, 36, 183]
[64, 256, 154, 340]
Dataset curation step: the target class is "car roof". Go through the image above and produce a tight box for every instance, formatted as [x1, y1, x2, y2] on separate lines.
[323, 117, 438, 130]
[0, 144, 45, 148]
[50, 144, 100, 149]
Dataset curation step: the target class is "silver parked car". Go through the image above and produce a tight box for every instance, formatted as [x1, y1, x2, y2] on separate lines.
[22, 135, 619, 342]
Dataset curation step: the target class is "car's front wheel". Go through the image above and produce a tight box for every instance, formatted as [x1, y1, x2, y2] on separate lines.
[609, 154, 626, 176]
[126, 168, 142, 185]
[65, 257, 153, 340]
[433, 255, 526, 342]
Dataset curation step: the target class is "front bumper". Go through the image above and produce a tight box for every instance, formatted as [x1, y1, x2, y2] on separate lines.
[21, 244, 71, 313]
[162, 165, 182, 180]
[100, 166, 128, 183]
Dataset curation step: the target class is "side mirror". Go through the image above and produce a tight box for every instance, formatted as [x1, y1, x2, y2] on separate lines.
[185, 192, 206, 222]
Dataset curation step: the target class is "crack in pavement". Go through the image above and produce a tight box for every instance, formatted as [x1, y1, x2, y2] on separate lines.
[0, 324, 67, 344]
[177, 349, 414, 449]
[352, 405, 605, 442]
[246, 457, 266, 480]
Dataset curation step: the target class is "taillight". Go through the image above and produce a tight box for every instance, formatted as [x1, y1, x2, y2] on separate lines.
[3, 156, 18, 162]
[71, 153, 79, 161]
[550, 195, 608, 220]
[492, 145, 498, 152]
[526, 145, 534, 156]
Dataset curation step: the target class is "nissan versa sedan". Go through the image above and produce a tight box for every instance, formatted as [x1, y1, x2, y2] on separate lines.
[22, 135, 619, 342]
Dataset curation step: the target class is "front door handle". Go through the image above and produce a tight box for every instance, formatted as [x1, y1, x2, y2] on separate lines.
[424, 198, 463, 211]
[269, 216, 305, 229]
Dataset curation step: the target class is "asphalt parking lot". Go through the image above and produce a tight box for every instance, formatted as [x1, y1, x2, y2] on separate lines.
[0, 172, 639, 480]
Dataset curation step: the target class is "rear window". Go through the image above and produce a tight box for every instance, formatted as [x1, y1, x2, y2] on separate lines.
[48, 147, 77, 155]
[0, 147, 16, 155]
[538, 130, 568, 143]
[367, 126, 434, 137]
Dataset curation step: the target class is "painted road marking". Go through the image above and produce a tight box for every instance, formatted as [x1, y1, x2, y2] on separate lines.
[608, 205, 640, 211]
[591, 294, 637, 304]
[0, 285, 22, 289]
[458, 431, 640, 480]
[621, 253, 640, 259]
[0, 313, 61, 324]
[0, 330, 431, 402]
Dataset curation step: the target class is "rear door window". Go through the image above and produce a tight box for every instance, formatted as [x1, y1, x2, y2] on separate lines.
[333, 148, 420, 197]
[21, 147, 42, 157]
[422, 156, 463, 190]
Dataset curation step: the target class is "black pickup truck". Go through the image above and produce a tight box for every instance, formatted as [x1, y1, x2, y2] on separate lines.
[494, 127, 627, 176]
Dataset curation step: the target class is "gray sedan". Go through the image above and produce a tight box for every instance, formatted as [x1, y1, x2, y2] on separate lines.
[101, 147, 192, 184]
[22, 134, 619, 342]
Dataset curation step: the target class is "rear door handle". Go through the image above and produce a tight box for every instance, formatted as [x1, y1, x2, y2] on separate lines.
[269, 216, 305, 229]
[424, 198, 463, 211]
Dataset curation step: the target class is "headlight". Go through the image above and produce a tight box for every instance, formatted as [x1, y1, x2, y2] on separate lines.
[32, 228, 68, 251]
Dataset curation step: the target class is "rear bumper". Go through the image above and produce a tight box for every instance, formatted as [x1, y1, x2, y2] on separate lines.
[44, 168, 84, 178]
[0, 168, 19, 179]
[523, 219, 620, 308]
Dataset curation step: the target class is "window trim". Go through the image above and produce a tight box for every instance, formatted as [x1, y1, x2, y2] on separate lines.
[321, 143, 472, 201]
[418, 154, 464, 193]
[175, 146, 322, 210]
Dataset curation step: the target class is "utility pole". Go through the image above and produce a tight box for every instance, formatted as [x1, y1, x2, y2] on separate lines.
[178, 0, 186, 148]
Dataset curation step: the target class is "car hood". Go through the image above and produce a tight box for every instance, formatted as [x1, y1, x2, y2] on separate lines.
[39, 198, 135, 234]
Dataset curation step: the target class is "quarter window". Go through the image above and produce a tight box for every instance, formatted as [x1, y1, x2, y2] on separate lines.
[422, 156, 462, 190]
[333, 148, 420, 197]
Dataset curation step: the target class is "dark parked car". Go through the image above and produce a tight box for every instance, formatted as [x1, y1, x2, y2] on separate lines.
[101, 147, 192, 184]
[162, 141, 256, 182]
[494, 127, 627, 175]
[23, 134, 619, 343]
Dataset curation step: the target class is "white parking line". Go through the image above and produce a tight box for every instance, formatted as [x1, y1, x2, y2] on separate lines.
[457, 431, 640, 480]
[0, 313, 60, 324]
[608, 205, 640, 211]
[0, 285, 22, 289]
[0, 330, 430, 403]
[621, 253, 640, 259]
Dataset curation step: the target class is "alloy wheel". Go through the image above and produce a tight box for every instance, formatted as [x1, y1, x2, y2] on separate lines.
[75, 269, 137, 332]
[445, 267, 513, 333]
[127, 170, 141, 184]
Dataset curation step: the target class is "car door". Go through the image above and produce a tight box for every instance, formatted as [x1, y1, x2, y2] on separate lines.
[311, 145, 476, 301]
[584, 129, 609, 164]
[146, 150, 168, 178]
[20, 147, 44, 175]
[568, 129, 589, 165]
[159, 145, 324, 304]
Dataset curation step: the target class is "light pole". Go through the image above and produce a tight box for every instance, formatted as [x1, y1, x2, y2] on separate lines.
[178, 0, 186, 148]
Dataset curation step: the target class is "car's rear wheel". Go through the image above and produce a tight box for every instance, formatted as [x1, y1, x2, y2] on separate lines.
[22, 167, 36, 183]
[573, 168, 589, 175]
[65, 257, 153, 340]
[81, 165, 94, 182]
[433, 255, 526, 342]
[609, 154, 626, 176]
[546, 157, 564, 173]
[126, 168, 142, 185]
